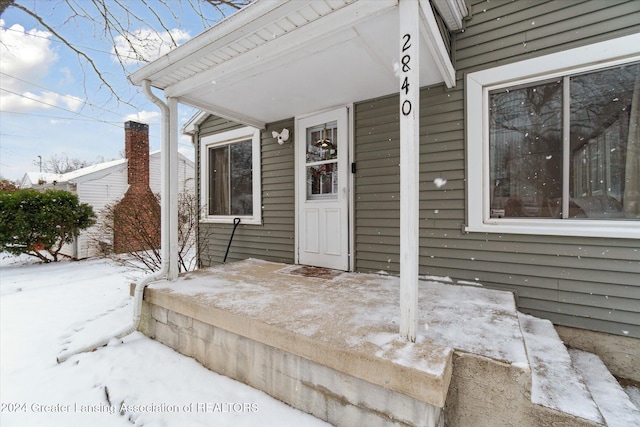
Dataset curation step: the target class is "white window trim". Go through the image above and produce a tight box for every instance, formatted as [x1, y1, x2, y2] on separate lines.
[465, 33, 640, 239]
[200, 126, 262, 225]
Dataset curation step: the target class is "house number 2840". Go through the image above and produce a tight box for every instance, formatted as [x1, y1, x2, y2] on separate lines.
[401, 33, 412, 116]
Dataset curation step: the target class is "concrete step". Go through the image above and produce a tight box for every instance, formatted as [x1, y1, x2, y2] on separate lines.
[625, 383, 640, 410]
[569, 349, 640, 427]
[519, 313, 604, 424]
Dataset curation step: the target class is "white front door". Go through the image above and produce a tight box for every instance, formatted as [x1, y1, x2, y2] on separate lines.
[296, 108, 349, 271]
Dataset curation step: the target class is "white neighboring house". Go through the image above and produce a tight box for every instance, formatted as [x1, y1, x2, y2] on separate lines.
[20, 151, 195, 260]
[20, 172, 65, 188]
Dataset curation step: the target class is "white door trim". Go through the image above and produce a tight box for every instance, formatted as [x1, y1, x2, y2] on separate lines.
[294, 105, 353, 271]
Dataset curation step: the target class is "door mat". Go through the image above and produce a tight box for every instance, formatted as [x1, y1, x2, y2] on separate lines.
[277, 265, 343, 280]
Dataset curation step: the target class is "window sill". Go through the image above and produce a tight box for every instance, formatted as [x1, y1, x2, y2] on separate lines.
[465, 219, 640, 239]
[201, 217, 262, 226]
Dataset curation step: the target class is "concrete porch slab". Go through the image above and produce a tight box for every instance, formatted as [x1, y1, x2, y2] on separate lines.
[140, 259, 530, 426]
[140, 259, 529, 407]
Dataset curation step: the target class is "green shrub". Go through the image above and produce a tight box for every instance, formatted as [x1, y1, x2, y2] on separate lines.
[0, 189, 95, 262]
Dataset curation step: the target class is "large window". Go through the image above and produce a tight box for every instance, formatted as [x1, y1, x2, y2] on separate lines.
[208, 139, 253, 215]
[200, 127, 261, 224]
[466, 34, 640, 239]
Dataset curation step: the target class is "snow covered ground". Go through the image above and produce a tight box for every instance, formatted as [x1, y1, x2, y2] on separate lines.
[1, 253, 638, 426]
[0, 254, 329, 426]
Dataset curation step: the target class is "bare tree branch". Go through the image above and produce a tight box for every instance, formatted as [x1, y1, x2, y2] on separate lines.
[91, 192, 203, 273]
[204, 0, 250, 11]
[10, 3, 122, 96]
[37, 153, 96, 174]
[2, 0, 253, 107]
[0, 0, 14, 17]
[141, 0, 178, 47]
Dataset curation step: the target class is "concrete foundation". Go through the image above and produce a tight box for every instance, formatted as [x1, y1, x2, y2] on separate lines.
[140, 302, 444, 427]
[444, 352, 600, 427]
[556, 325, 640, 383]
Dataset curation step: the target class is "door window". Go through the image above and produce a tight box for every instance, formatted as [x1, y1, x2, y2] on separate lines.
[306, 121, 338, 200]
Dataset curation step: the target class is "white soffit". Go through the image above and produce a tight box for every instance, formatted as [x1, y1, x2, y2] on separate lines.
[432, 0, 468, 31]
[130, 0, 369, 90]
[131, 0, 456, 128]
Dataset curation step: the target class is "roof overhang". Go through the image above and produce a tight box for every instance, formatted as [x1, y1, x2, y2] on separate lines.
[130, 0, 463, 129]
[432, 0, 468, 31]
[182, 110, 210, 135]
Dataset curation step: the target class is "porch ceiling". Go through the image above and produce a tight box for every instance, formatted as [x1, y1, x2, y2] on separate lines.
[130, 0, 457, 129]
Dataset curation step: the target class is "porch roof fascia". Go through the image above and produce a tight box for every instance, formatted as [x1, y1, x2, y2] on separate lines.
[182, 110, 210, 136]
[129, 0, 462, 129]
[128, 0, 299, 88]
[153, 0, 398, 130]
[419, 0, 457, 88]
[128, 0, 376, 93]
[432, 0, 468, 32]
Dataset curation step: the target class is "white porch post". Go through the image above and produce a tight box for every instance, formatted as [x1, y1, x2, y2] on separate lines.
[399, 0, 420, 342]
[168, 97, 179, 280]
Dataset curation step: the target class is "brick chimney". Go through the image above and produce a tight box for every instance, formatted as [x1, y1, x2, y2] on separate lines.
[124, 121, 150, 193]
[113, 121, 160, 254]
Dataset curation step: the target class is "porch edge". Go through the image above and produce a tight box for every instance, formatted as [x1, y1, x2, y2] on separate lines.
[142, 286, 453, 408]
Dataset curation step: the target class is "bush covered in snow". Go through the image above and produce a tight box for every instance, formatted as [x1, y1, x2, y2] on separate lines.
[0, 189, 95, 262]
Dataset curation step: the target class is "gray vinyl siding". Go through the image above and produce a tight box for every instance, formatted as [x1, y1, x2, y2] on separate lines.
[354, 86, 466, 273]
[354, 0, 640, 338]
[456, 0, 640, 73]
[354, 97, 400, 272]
[197, 116, 295, 267]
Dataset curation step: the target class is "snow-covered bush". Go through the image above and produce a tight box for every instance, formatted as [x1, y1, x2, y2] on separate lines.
[0, 189, 95, 262]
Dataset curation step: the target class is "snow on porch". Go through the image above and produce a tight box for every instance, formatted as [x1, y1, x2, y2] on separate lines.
[144, 258, 529, 377]
[141, 258, 640, 425]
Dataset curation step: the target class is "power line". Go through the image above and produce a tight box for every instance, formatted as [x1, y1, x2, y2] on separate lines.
[0, 110, 123, 124]
[0, 88, 122, 128]
[0, 71, 128, 117]
[0, 23, 121, 59]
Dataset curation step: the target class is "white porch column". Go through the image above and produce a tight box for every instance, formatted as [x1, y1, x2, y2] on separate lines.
[168, 97, 179, 280]
[399, 0, 420, 342]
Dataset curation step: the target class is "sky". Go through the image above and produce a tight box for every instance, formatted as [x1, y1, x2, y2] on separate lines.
[0, 1, 242, 183]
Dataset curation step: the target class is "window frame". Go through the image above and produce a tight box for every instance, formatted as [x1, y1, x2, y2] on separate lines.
[465, 33, 640, 239]
[200, 126, 262, 225]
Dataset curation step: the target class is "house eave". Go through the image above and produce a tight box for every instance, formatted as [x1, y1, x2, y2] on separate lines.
[66, 162, 126, 185]
[181, 111, 210, 136]
[432, 0, 468, 32]
[128, 0, 296, 88]
[129, 0, 463, 128]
